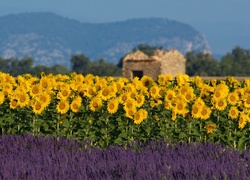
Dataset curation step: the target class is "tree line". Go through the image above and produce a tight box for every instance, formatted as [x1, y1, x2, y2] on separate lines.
[0, 55, 122, 77]
[0, 45, 250, 77]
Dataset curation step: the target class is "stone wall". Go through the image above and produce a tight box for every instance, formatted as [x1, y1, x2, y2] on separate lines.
[122, 60, 161, 80]
[122, 49, 186, 80]
[160, 50, 186, 76]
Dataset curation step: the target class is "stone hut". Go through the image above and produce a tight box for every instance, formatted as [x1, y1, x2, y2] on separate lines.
[122, 49, 186, 80]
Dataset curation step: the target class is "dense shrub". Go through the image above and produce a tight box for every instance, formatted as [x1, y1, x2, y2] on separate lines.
[0, 134, 250, 179]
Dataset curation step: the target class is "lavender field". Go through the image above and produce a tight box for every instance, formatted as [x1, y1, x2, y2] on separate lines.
[0, 134, 250, 179]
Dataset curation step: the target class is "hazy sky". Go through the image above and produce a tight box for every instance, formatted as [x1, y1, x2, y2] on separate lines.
[0, 0, 250, 55]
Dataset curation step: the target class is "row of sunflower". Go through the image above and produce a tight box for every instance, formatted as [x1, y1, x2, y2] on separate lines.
[0, 72, 250, 149]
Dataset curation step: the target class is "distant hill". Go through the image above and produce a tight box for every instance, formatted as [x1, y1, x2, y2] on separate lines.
[0, 12, 211, 68]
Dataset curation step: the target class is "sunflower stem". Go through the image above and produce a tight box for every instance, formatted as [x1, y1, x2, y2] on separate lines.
[57, 114, 60, 141]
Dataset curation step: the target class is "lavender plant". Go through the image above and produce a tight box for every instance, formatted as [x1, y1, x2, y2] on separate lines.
[0, 134, 249, 179]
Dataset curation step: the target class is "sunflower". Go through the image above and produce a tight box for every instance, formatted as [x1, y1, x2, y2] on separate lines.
[228, 106, 239, 119]
[175, 100, 187, 116]
[73, 73, 85, 84]
[227, 92, 239, 105]
[85, 86, 96, 99]
[115, 81, 125, 92]
[184, 90, 195, 102]
[165, 90, 176, 102]
[125, 107, 137, 119]
[107, 98, 119, 114]
[179, 85, 191, 95]
[124, 83, 136, 93]
[18, 92, 30, 108]
[141, 76, 154, 88]
[40, 76, 51, 90]
[57, 86, 71, 100]
[32, 101, 45, 114]
[133, 109, 146, 124]
[157, 74, 173, 86]
[213, 84, 229, 100]
[30, 84, 42, 98]
[56, 100, 70, 114]
[171, 109, 177, 121]
[99, 86, 111, 101]
[191, 103, 202, 119]
[246, 111, 250, 123]
[243, 94, 250, 108]
[238, 112, 247, 129]
[119, 92, 130, 104]
[38, 92, 51, 108]
[204, 124, 216, 134]
[135, 94, 145, 107]
[70, 96, 82, 113]
[149, 85, 160, 99]
[89, 96, 103, 112]
[213, 98, 227, 111]
[123, 98, 136, 111]
[200, 106, 211, 120]
[10, 99, 18, 109]
[157, 74, 166, 86]
[0, 91, 5, 105]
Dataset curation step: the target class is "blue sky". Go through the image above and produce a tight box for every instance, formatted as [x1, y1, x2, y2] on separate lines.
[0, 0, 250, 55]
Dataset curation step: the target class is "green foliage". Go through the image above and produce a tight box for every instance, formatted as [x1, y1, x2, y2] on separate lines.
[186, 46, 250, 76]
[70, 55, 122, 76]
[132, 43, 163, 56]
[185, 51, 220, 76]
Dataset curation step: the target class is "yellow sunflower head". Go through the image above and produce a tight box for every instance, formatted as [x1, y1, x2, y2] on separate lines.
[204, 124, 216, 134]
[149, 85, 160, 98]
[57, 86, 71, 100]
[89, 96, 103, 112]
[165, 90, 176, 102]
[124, 107, 137, 119]
[30, 84, 42, 98]
[133, 109, 147, 124]
[200, 106, 211, 120]
[38, 93, 51, 108]
[99, 86, 111, 101]
[56, 100, 70, 114]
[70, 97, 82, 113]
[10, 98, 18, 109]
[135, 94, 145, 107]
[123, 98, 136, 111]
[228, 106, 239, 119]
[227, 92, 239, 105]
[18, 93, 30, 108]
[0, 91, 5, 105]
[119, 92, 130, 104]
[175, 100, 188, 116]
[243, 94, 250, 108]
[213, 98, 227, 111]
[107, 98, 119, 114]
[191, 103, 202, 119]
[238, 112, 247, 129]
[141, 76, 154, 89]
[32, 101, 45, 114]
[40, 76, 51, 90]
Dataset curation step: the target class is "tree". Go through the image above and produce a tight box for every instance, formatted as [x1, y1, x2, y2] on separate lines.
[88, 58, 122, 76]
[185, 51, 219, 76]
[9, 57, 34, 76]
[219, 46, 250, 76]
[133, 43, 163, 56]
[0, 57, 11, 73]
[70, 54, 90, 74]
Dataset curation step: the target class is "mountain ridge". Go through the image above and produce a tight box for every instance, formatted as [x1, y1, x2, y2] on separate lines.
[0, 12, 211, 68]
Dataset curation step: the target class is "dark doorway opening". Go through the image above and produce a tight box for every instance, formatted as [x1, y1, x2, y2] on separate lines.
[132, 70, 143, 79]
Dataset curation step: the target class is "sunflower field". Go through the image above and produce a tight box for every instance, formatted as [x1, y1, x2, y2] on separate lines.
[0, 71, 250, 150]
